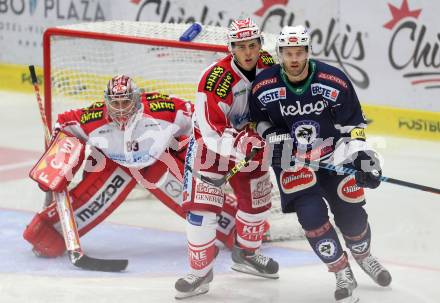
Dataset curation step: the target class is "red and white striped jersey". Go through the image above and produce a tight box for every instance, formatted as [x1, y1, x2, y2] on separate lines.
[54, 92, 193, 169]
[193, 51, 274, 157]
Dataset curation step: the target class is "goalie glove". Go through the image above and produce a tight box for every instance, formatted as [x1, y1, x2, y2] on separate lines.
[352, 150, 382, 189]
[29, 130, 85, 192]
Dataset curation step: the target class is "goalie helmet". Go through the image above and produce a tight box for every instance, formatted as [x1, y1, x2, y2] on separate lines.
[276, 25, 310, 60]
[227, 18, 263, 51]
[104, 75, 140, 129]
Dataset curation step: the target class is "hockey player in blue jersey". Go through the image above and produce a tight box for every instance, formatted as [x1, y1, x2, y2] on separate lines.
[249, 25, 392, 303]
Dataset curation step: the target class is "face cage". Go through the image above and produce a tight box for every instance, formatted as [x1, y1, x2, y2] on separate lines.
[105, 94, 138, 129]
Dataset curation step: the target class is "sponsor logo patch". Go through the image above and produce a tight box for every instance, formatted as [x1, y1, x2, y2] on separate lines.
[279, 100, 328, 116]
[350, 127, 366, 140]
[311, 83, 340, 102]
[75, 168, 131, 227]
[257, 87, 286, 104]
[80, 103, 104, 124]
[204, 66, 225, 92]
[292, 120, 320, 145]
[145, 93, 172, 101]
[317, 72, 348, 88]
[194, 175, 224, 208]
[316, 239, 338, 259]
[80, 111, 103, 124]
[187, 212, 204, 226]
[215, 72, 234, 99]
[149, 100, 175, 112]
[337, 175, 365, 203]
[252, 77, 277, 94]
[280, 167, 316, 194]
[250, 173, 272, 208]
[350, 241, 369, 254]
[260, 53, 275, 66]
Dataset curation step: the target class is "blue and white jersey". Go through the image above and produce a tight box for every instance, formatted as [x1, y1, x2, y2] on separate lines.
[249, 59, 367, 162]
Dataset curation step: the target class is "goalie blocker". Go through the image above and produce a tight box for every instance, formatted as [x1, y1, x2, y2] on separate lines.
[24, 136, 238, 257]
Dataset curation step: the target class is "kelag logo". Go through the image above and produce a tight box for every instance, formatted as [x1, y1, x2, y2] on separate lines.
[384, 0, 440, 90]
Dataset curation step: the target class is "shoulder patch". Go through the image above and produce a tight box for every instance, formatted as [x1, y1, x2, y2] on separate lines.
[260, 51, 275, 66]
[204, 65, 225, 92]
[317, 72, 348, 89]
[149, 100, 175, 112]
[311, 83, 340, 102]
[80, 102, 104, 124]
[145, 92, 172, 101]
[215, 71, 234, 99]
[252, 77, 278, 94]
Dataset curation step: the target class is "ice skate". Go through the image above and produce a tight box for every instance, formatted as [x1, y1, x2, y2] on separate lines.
[175, 269, 213, 300]
[334, 264, 359, 303]
[356, 254, 392, 287]
[231, 245, 279, 279]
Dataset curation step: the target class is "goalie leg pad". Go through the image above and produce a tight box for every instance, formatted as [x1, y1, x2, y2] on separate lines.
[23, 213, 65, 257]
[28, 159, 136, 246]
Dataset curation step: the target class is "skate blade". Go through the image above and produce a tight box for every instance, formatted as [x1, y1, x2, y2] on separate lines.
[175, 284, 209, 300]
[336, 296, 359, 303]
[231, 263, 279, 279]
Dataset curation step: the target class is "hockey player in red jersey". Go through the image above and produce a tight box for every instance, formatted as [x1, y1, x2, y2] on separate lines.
[249, 26, 392, 302]
[174, 18, 279, 299]
[23, 75, 238, 258]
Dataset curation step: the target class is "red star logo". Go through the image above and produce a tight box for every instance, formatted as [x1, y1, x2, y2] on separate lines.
[254, 0, 289, 17]
[383, 0, 421, 30]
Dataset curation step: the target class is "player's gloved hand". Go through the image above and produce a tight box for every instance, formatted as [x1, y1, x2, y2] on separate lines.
[234, 130, 266, 163]
[262, 128, 291, 167]
[352, 150, 382, 189]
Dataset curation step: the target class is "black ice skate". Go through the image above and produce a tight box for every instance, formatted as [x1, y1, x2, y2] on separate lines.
[334, 264, 359, 303]
[174, 269, 213, 300]
[356, 254, 392, 287]
[231, 245, 279, 279]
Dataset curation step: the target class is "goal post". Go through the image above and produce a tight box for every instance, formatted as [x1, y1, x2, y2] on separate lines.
[42, 21, 235, 131]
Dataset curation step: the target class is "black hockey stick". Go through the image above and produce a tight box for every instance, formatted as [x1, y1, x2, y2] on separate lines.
[29, 65, 128, 272]
[187, 146, 263, 187]
[290, 158, 440, 195]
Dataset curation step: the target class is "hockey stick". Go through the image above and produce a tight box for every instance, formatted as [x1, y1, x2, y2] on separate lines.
[289, 158, 440, 195]
[187, 146, 263, 187]
[29, 65, 128, 272]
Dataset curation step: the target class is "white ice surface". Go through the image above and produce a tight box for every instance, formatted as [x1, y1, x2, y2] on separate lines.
[0, 91, 439, 303]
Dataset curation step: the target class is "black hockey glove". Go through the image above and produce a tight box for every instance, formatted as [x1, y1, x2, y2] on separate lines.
[262, 128, 291, 168]
[352, 150, 382, 189]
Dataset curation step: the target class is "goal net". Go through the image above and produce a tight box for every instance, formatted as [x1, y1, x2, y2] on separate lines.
[43, 20, 304, 241]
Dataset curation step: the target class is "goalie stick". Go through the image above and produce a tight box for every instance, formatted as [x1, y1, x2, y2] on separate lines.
[186, 146, 263, 187]
[29, 65, 128, 272]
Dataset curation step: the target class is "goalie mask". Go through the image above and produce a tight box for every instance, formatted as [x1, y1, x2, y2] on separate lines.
[104, 75, 140, 129]
[227, 18, 263, 52]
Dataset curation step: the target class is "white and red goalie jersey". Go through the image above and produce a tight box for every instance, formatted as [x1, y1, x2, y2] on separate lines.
[194, 51, 274, 157]
[24, 92, 238, 257]
[56, 91, 193, 169]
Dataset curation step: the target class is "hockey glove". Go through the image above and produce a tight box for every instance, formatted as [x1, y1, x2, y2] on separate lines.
[234, 129, 266, 163]
[352, 150, 382, 189]
[262, 128, 291, 167]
